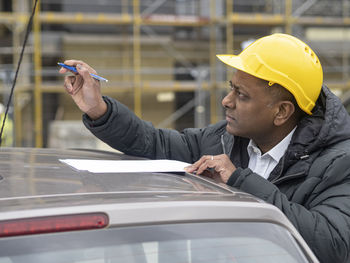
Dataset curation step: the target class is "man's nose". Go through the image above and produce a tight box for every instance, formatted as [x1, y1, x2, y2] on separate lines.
[222, 92, 235, 109]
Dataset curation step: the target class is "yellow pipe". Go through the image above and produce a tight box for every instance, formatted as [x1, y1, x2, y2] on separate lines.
[33, 0, 43, 147]
[285, 0, 292, 34]
[121, 0, 130, 84]
[12, 0, 22, 147]
[210, 0, 217, 124]
[226, 0, 234, 82]
[1, 11, 350, 27]
[133, 0, 142, 117]
[13, 91, 23, 147]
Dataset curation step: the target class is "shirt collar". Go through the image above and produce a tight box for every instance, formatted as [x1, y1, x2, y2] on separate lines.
[247, 127, 297, 162]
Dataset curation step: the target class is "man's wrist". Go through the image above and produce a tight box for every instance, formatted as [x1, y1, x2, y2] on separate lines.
[226, 167, 243, 186]
[86, 100, 108, 120]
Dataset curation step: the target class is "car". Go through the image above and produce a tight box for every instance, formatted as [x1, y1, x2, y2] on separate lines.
[0, 147, 319, 263]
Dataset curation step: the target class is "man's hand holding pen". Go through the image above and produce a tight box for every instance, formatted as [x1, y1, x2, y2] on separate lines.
[59, 60, 107, 120]
[185, 154, 236, 184]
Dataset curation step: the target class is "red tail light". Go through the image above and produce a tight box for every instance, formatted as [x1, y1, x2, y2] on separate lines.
[0, 213, 109, 237]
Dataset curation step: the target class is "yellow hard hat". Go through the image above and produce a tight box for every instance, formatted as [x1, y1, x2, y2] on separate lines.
[217, 33, 323, 114]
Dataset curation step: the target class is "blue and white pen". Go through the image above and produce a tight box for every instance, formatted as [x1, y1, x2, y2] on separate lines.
[58, 62, 108, 82]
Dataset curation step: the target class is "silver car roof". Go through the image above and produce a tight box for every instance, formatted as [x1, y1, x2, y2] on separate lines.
[0, 147, 257, 211]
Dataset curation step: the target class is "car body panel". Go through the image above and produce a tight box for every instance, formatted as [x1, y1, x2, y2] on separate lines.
[0, 147, 319, 262]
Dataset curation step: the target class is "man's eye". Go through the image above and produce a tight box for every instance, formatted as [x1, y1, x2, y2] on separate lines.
[234, 89, 248, 100]
[228, 83, 247, 99]
[234, 88, 243, 96]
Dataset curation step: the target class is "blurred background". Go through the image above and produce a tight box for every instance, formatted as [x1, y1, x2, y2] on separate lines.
[0, 0, 349, 149]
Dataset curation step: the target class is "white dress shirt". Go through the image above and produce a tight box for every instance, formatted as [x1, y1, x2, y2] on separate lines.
[247, 127, 296, 179]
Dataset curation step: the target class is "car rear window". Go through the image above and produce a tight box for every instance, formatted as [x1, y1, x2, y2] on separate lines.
[0, 222, 310, 263]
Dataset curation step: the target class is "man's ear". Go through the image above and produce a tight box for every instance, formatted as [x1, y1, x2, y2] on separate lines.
[273, 101, 295, 126]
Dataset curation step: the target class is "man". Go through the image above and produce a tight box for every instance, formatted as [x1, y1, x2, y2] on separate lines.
[60, 33, 350, 263]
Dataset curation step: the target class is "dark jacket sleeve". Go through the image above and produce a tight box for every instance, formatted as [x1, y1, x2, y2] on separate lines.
[227, 154, 350, 263]
[82, 96, 224, 163]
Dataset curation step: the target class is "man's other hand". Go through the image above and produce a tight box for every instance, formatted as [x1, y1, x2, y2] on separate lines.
[185, 154, 236, 184]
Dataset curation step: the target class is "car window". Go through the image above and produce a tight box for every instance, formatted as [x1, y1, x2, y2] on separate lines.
[0, 222, 309, 263]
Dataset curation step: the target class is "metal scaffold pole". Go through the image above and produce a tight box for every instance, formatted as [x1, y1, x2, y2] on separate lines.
[12, 0, 23, 146]
[133, 0, 142, 118]
[210, 0, 217, 124]
[285, 0, 292, 34]
[226, 0, 234, 83]
[33, 0, 43, 147]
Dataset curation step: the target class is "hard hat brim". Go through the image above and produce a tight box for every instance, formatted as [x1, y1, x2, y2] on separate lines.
[216, 54, 246, 73]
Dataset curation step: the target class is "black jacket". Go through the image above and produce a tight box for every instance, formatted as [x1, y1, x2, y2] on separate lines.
[84, 86, 350, 263]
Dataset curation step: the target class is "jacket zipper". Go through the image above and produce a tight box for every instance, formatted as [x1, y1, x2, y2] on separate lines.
[270, 152, 309, 184]
[270, 154, 286, 183]
[270, 154, 306, 184]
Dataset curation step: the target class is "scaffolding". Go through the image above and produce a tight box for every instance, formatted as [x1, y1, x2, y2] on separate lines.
[0, 0, 349, 147]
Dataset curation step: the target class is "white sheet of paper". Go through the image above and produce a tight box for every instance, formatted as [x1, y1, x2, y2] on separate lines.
[59, 159, 191, 173]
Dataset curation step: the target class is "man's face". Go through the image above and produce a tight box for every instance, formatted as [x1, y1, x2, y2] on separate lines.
[222, 70, 277, 141]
